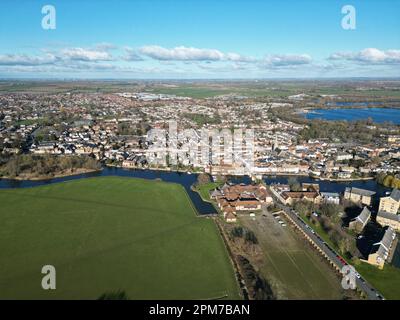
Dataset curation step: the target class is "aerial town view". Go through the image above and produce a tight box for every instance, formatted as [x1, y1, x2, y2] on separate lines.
[1, 0, 400, 315]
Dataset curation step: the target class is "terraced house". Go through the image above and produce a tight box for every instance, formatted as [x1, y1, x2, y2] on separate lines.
[367, 227, 397, 269]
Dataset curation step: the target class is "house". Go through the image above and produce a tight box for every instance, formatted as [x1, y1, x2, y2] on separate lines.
[344, 187, 376, 206]
[379, 189, 400, 215]
[302, 183, 320, 192]
[338, 172, 352, 179]
[224, 211, 237, 223]
[212, 183, 271, 221]
[280, 191, 322, 206]
[367, 227, 397, 269]
[349, 207, 371, 233]
[321, 192, 340, 205]
[122, 160, 136, 168]
[336, 152, 353, 161]
[376, 210, 400, 231]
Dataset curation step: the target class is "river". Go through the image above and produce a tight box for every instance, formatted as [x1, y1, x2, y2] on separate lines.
[0, 167, 390, 213]
[0, 167, 397, 264]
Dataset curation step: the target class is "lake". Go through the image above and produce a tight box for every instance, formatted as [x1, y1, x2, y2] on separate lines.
[304, 107, 400, 124]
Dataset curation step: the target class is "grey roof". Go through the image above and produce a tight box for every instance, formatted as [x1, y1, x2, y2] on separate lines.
[377, 210, 400, 222]
[356, 207, 371, 225]
[389, 189, 400, 202]
[370, 227, 396, 260]
[348, 187, 376, 197]
[375, 227, 396, 251]
[210, 189, 222, 198]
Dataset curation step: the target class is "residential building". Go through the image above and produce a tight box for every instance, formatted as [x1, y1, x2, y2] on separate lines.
[367, 227, 397, 269]
[349, 207, 371, 233]
[321, 192, 340, 205]
[344, 187, 376, 206]
[280, 191, 322, 206]
[336, 152, 353, 161]
[379, 189, 400, 215]
[211, 183, 271, 222]
[376, 210, 400, 231]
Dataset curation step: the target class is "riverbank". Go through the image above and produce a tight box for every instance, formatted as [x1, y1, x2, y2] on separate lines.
[0, 168, 102, 181]
[111, 165, 377, 183]
[317, 176, 375, 182]
[106, 163, 201, 174]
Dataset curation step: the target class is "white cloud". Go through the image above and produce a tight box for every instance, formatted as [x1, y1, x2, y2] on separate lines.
[139, 45, 224, 61]
[59, 47, 113, 61]
[261, 54, 312, 67]
[329, 48, 400, 64]
[138, 45, 253, 62]
[0, 53, 57, 66]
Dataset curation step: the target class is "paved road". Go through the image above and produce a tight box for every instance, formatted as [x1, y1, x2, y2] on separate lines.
[276, 203, 384, 300]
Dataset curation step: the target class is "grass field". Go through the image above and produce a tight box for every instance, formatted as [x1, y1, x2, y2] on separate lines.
[0, 177, 240, 300]
[193, 182, 223, 202]
[240, 214, 343, 299]
[356, 262, 400, 300]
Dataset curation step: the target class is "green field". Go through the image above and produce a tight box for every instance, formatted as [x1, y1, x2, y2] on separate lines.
[356, 262, 400, 300]
[0, 177, 240, 299]
[193, 182, 223, 202]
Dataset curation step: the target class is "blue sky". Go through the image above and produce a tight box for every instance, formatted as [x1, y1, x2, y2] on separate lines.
[0, 0, 399, 78]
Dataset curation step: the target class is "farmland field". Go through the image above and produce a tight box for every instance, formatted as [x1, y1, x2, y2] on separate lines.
[0, 177, 240, 299]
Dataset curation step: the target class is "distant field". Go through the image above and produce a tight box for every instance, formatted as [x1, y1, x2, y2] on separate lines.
[0, 177, 239, 299]
[0, 81, 143, 94]
[1, 81, 399, 98]
[147, 86, 296, 98]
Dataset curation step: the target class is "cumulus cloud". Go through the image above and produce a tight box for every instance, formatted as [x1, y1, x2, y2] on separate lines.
[139, 45, 224, 61]
[261, 54, 312, 67]
[59, 47, 113, 61]
[0, 53, 57, 66]
[0, 44, 316, 77]
[138, 45, 253, 62]
[329, 48, 400, 64]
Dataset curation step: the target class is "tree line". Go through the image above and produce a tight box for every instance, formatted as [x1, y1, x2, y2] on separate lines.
[0, 154, 101, 178]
